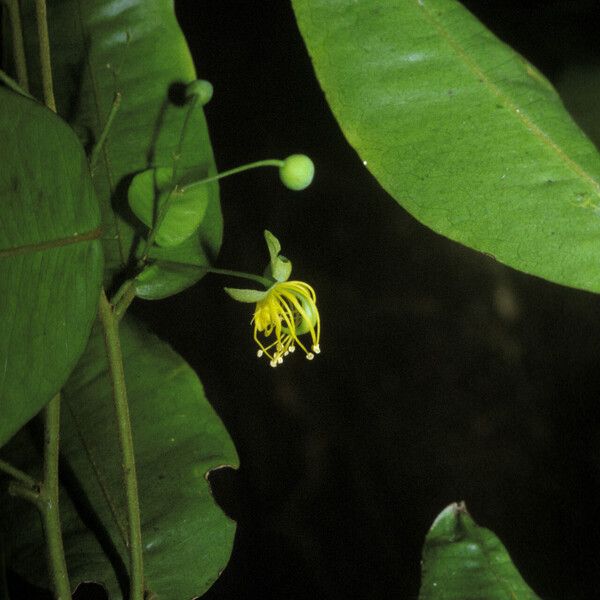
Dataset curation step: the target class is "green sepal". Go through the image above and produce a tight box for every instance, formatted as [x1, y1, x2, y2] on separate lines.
[264, 229, 281, 264]
[128, 167, 209, 247]
[263, 229, 292, 282]
[224, 287, 270, 303]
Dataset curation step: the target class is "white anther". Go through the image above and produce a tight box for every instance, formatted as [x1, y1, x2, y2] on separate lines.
[312, 344, 321, 354]
[306, 353, 315, 360]
[289, 346, 296, 353]
[284, 351, 289, 356]
[278, 356, 283, 364]
[270, 359, 277, 368]
[257, 350, 264, 358]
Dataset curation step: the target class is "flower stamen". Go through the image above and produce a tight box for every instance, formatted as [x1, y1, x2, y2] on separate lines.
[252, 280, 321, 366]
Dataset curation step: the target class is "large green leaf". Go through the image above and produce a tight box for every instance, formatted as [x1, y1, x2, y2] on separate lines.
[419, 503, 540, 600]
[19, 0, 223, 298]
[293, 0, 600, 293]
[0, 86, 103, 447]
[2, 316, 238, 599]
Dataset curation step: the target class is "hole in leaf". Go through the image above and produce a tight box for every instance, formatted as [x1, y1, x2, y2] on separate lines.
[206, 465, 240, 521]
[73, 581, 108, 600]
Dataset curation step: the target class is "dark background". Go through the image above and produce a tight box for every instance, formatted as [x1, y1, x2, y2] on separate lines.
[10, 1, 600, 599]
[137, 1, 600, 599]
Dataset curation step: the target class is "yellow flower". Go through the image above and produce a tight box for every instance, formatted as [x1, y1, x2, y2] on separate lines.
[252, 281, 321, 367]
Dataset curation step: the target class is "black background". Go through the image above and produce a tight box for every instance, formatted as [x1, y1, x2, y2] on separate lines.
[148, 1, 600, 599]
[138, 1, 600, 598]
[12, 1, 600, 599]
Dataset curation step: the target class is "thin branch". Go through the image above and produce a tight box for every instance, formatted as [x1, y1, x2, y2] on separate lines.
[0, 459, 38, 489]
[4, 0, 29, 90]
[39, 394, 71, 599]
[98, 290, 144, 600]
[34, 0, 56, 111]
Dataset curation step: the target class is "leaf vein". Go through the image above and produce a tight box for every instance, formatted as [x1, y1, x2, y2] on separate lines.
[0, 226, 102, 259]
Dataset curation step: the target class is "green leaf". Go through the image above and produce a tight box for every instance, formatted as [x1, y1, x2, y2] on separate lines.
[224, 287, 269, 303]
[19, 0, 223, 297]
[128, 167, 209, 247]
[419, 503, 540, 600]
[0, 86, 103, 447]
[134, 262, 209, 301]
[293, 0, 600, 293]
[2, 316, 238, 599]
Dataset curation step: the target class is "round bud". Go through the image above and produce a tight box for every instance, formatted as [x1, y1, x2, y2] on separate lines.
[185, 79, 214, 106]
[279, 154, 315, 191]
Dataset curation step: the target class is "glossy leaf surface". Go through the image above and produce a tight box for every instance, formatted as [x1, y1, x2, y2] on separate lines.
[293, 0, 600, 292]
[419, 503, 540, 600]
[19, 0, 223, 297]
[2, 316, 238, 599]
[128, 167, 209, 247]
[0, 86, 102, 447]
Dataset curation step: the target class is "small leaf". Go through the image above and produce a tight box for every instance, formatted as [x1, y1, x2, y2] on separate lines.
[135, 261, 211, 300]
[224, 287, 269, 303]
[128, 167, 209, 247]
[419, 502, 541, 600]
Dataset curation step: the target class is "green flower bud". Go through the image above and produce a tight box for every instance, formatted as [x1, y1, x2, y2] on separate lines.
[279, 154, 315, 191]
[185, 79, 214, 106]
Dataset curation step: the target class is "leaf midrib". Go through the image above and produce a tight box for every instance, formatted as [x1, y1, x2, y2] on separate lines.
[0, 226, 102, 258]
